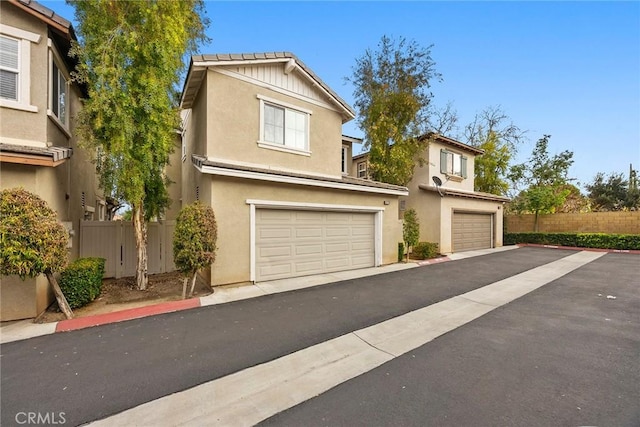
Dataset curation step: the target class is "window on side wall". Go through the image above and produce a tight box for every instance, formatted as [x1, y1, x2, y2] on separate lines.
[357, 161, 368, 179]
[258, 95, 311, 155]
[0, 25, 39, 112]
[0, 36, 19, 101]
[341, 145, 348, 174]
[48, 47, 70, 129]
[440, 149, 467, 179]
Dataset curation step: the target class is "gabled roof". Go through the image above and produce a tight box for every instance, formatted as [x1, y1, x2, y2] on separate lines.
[181, 52, 355, 122]
[421, 132, 484, 155]
[419, 184, 510, 202]
[6, 0, 75, 39]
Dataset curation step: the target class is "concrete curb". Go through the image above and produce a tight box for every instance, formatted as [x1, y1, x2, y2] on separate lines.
[516, 243, 640, 254]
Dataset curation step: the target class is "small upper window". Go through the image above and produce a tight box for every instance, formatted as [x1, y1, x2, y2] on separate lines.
[440, 149, 467, 178]
[341, 145, 348, 174]
[0, 36, 19, 101]
[51, 60, 67, 124]
[357, 161, 368, 179]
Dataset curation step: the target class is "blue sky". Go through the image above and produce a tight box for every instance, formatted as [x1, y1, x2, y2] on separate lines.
[46, 1, 639, 190]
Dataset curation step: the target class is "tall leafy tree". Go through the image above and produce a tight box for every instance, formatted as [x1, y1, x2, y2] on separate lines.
[586, 165, 640, 211]
[349, 35, 441, 186]
[464, 106, 526, 195]
[70, 0, 208, 290]
[509, 135, 574, 230]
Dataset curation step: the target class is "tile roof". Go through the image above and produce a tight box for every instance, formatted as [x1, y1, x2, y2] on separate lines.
[419, 184, 509, 202]
[192, 155, 407, 193]
[0, 143, 73, 162]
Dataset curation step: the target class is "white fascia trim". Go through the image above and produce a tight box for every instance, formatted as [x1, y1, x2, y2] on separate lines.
[294, 65, 356, 120]
[246, 199, 385, 213]
[213, 68, 343, 114]
[257, 94, 313, 115]
[195, 163, 409, 196]
[192, 59, 290, 68]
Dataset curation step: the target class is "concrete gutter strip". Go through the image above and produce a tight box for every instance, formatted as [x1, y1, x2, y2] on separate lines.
[89, 250, 604, 426]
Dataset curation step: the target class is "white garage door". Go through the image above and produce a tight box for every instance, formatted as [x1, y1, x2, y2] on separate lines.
[452, 212, 493, 252]
[255, 209, 375, 281]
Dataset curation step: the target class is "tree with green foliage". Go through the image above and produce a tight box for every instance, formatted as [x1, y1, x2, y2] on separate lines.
[173, 202, 217, 299]
[586, 165, 640, 211]
[0, 189, 74, 319]
[508, 135, 574, 230]
[349, 35, 441, 186]
[464, 106, 526, 196]
[70, 0, 209, 290]
[403, 208, 420, 261]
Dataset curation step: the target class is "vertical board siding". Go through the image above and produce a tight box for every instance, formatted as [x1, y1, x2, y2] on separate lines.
[79, 221, 176, 278]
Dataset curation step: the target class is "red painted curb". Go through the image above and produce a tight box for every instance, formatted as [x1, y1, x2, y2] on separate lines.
[516, 243, 640, 254]
[55, 298, 201, 332]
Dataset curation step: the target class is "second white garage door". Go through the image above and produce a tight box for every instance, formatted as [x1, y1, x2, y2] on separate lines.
[452, 212, 493, 252]
[255, 209, 375, 282]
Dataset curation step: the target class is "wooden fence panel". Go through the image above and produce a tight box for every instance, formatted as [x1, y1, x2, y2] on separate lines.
[79, 221, 177, 278]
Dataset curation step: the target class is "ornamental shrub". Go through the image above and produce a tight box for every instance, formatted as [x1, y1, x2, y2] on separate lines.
[413, 242, 439, 259]
[403, 208, 420, 258]
[59, 258, 105, 308]
[504, 232, 640, 250]
[398, 242, 405, 262]
[0, 188, 68, 277]
[173, 202, 217, 298]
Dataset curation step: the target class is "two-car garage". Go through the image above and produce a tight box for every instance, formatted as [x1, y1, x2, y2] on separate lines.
[254, 208, 377, 282]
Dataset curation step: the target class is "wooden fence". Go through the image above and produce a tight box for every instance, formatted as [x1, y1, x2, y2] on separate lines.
[505, 211, 640, 234]
[79, 220, 176, 278]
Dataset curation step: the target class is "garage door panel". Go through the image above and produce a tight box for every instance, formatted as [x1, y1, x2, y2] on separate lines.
[295, 244, 323, 256]
[295, 227, 323, 238]
[258, 245, 292, 258]
[256, 209, 376, 281]
[452, 212, 492, 252]
[259, 227, 292, 239]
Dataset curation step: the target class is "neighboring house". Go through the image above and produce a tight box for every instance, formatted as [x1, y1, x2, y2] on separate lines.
[0, 0, 102, 320]
[351, 133, 509, 254]
[180, 52, 408, 286]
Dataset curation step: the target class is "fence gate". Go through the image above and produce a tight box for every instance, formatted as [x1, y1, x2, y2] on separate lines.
[79, 220, 176, 278]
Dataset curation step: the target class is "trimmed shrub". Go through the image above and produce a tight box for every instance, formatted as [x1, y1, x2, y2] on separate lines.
[398, 242, 405, 262]
[59, 258, 105, 309]
[412, 242, 439, 259]
[504, 232, 640, 250]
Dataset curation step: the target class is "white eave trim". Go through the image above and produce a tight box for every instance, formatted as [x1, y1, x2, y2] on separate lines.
[195, 163, 408, 196]
[246, 199, 385, 212]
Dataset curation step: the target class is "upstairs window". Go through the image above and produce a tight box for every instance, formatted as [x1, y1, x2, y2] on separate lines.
[357, 161, 368, 179]
[51, 60, 68, 125]
[440, 149, 467, 178]
[341, 145, 348, 174]
[0, 36, 19, 101]
[258, 94, 311, 155]
[0, 25, 39, 113]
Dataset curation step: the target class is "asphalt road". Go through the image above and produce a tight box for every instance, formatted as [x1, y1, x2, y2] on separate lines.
[1, 247, 636, 426]
[261, 252, 640, 427]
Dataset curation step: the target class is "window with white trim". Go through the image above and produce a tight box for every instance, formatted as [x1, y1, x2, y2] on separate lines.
[0, 36, 19, 101]
[51, 60, 68, 125]
[258, 95, 311, 154]
[440, 149, 467, 178]
[341, 145, 348, 174]
[0, 24, 39, 112]
[357, 161, 368, 179]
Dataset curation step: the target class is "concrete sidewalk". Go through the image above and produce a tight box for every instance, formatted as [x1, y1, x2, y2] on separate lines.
[0, 246, 517, 344]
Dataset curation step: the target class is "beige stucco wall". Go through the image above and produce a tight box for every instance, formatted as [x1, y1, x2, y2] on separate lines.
[204, 70, 343, 177]
[426, 140, 476, 192]
[206, 176, 402, 286]
[0, 2, 49, 144]
[0, 275, 52, 321]
[415, 192, 504, 254]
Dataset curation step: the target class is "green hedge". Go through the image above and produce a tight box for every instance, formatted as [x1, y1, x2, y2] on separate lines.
[398, 242, 405, 262]
[59, 257, 105, 309]
[412, 242, 440, 259]
[504, 233, 640, 250]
